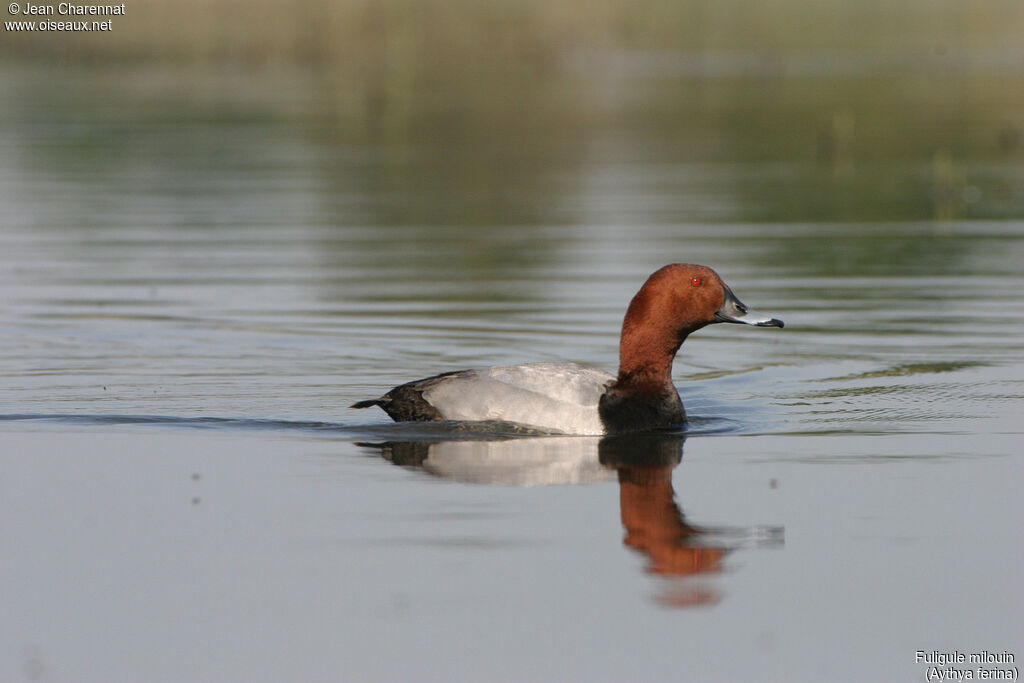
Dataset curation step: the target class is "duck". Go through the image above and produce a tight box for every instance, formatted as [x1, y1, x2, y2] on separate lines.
[351, 264, 783, 435]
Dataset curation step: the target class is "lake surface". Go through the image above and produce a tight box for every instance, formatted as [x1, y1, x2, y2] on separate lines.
[1, 58, 1023, 682]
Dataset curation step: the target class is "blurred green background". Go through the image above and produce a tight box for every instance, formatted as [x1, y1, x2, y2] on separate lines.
[4, 0, 1023, 225]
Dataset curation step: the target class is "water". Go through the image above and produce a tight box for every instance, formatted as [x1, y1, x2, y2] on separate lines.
[1, 59, 1023, 682]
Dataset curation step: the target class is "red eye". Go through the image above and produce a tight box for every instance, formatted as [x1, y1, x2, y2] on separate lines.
[690, 277, 702, 287]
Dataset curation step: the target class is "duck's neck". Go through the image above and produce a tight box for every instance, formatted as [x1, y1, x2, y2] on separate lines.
[614, 325, 687, 398]
[598, 279, 692, 432]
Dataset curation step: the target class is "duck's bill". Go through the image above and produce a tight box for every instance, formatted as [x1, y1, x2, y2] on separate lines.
[715, 285, 785, 328]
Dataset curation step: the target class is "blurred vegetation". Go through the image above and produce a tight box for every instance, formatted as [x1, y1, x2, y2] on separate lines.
[3, 0, 1023, 223]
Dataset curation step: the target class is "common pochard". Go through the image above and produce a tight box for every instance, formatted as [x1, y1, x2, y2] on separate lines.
[352, 264, 783, 434]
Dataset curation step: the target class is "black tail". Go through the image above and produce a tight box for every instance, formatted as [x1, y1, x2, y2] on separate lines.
[349, 370, 465, 422]
[350, 398, 387, 409]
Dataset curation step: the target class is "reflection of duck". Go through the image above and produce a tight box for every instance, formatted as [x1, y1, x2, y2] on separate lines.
[352, 264, 783, 434]
[360, 433, 782, 607]
[599, 435, 725, 583]
[371, 436, 614, 486]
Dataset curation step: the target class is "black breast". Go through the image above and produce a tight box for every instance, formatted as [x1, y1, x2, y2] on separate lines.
[598, 385, 686, 433]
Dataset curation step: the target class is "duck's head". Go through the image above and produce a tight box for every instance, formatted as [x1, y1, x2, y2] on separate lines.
[624, 264, 784, 343]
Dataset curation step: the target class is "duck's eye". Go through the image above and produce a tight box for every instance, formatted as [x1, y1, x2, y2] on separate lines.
[690, 277, 702, 287]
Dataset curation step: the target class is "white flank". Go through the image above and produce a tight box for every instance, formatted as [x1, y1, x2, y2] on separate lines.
[421, 362, 615, 435]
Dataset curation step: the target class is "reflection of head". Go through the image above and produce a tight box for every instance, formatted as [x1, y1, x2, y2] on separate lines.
[600, 433, 727, 596]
